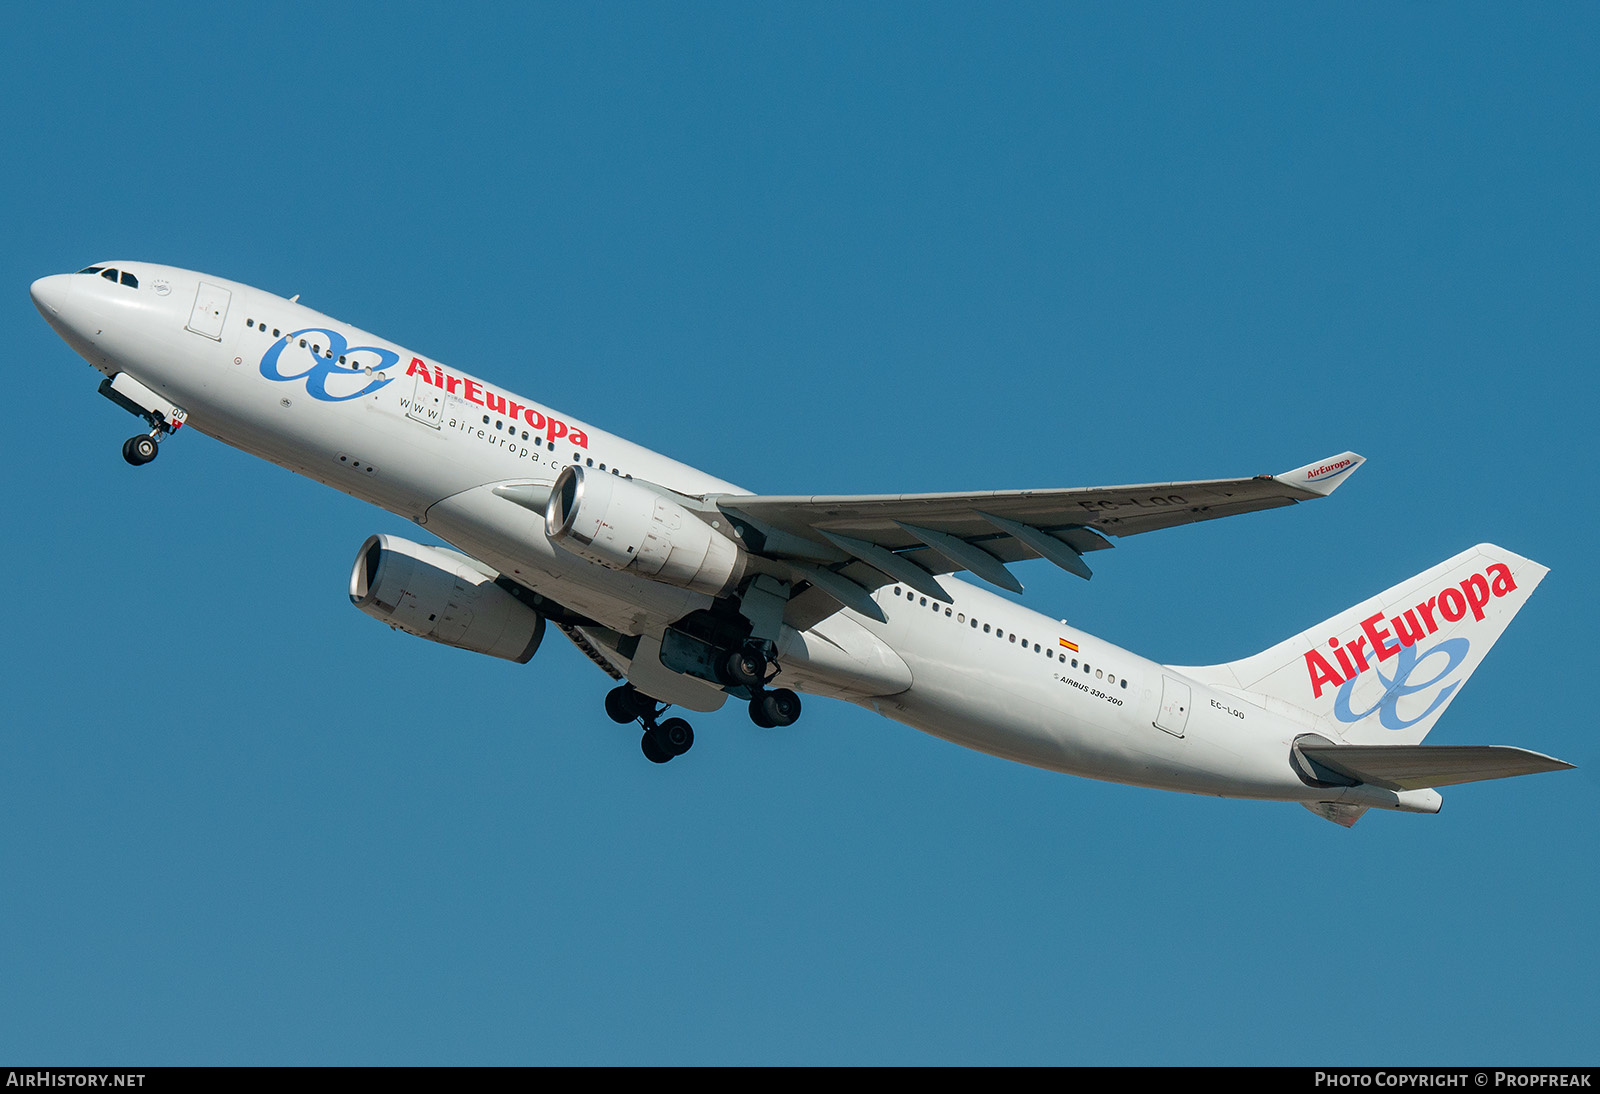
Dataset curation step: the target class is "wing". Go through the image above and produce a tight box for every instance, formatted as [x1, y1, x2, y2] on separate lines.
[711, 452, 1364, 628]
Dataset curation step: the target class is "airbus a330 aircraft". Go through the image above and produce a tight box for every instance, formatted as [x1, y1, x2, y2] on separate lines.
[31, 261, 1573, 825]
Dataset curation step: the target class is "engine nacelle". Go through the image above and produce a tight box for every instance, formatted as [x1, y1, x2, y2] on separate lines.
[544, 465, 746, 598]
[349, 534, 545, 663]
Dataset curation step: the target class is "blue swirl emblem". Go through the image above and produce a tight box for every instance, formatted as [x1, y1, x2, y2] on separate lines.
[1333, 637, 1470, 731]
[260, 328, 399, 402]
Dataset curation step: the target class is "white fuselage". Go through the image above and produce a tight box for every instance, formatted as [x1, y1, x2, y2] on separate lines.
[32, 262, 1421, 813]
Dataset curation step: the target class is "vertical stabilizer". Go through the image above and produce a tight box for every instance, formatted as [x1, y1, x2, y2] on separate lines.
[1177, 545, 1548, 746]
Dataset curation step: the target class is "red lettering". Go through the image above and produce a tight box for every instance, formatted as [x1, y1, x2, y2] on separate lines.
[547, 419, 567, 443]
[1330, 638, 1356, 678]
[525, 408, 545, 430]
[1361, 611, 1399, 662]
[1461, 573, 1490, 621]
[570, 429, 589, 448]
[406, 357, 431, 381]
[445, 375, 461, 395]
[1347, 635, 1369, 671]
[1438, 587, 1467, 622]
[1487, 562, 1517, 598]
[508, 400, 524, 420]
[465, 380, 483, 405]
[1391, 609, 1425, 647]
[485, 392, 507, 414]
[1417, 595, 1440, 635]
[1305, 649, 1344, 699]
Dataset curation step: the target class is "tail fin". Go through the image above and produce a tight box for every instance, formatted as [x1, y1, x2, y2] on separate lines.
[1179, 544, 1549, 745]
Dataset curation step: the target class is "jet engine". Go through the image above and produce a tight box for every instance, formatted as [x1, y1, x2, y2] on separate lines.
[544, 465, 746, 597]
[349, 534, 545, 663]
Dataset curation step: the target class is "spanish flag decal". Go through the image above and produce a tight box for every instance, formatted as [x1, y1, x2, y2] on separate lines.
[1059, 638, 1079, 652]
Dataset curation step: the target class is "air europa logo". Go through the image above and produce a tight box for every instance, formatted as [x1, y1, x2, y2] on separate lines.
[404, 358, 589, 448]
[1304, 562, 1518, 703]
[1307, 459, 1353, 480]
[260, 328, 399, 402]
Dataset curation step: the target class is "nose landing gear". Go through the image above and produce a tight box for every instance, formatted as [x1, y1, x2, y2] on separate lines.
[99, 375, 185, 467]
[121, 432, 161, 466]
[606, 683, 695, 763]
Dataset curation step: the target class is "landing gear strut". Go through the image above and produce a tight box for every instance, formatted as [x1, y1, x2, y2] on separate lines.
[606, 683, 694, 763]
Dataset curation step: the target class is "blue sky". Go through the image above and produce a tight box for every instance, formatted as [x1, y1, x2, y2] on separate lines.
[3, 2, 1595, 1064]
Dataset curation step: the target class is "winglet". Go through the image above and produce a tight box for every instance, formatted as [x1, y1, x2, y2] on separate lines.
[1274, 451, 1365, 497]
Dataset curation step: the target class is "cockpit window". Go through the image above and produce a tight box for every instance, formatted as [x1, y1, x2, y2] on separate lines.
[78, 266, 137, 288]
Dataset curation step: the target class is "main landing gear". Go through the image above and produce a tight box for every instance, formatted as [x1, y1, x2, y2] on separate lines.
[606, 683, 695, 764]
[604, 641, 802, 765]
[718, 642, 802, 730]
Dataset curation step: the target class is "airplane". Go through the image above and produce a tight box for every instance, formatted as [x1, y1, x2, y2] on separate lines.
[30, 261, 1574, 826]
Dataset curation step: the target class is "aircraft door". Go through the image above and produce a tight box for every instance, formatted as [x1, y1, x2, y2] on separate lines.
[405, 372, 443, 428]
[403, 371, 441, 431]
[185, 282, 231, 340]
[1155, 676, 1190, 737]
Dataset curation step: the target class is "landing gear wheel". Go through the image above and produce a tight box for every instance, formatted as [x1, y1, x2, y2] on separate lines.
[640, 732, 673, 764]
[605, 684, 648, 724]
[654, 717, 694, 756]
[720, 645, 768, 689]
[122, 434, 159, 466]
[750, 688, 801, 728]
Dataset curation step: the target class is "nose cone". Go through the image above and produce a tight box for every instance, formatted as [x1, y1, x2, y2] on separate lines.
[31, 273, 73, 317]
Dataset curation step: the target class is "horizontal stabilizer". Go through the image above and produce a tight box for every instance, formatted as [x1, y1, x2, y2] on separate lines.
[1296, 743, 1574, 792]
